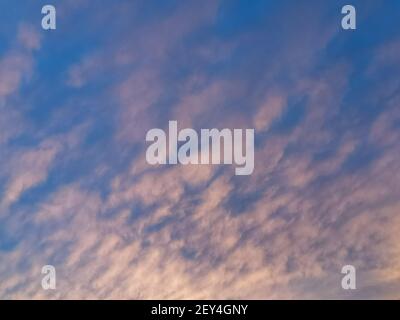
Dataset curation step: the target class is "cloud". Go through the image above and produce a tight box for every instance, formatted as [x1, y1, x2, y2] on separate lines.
[0, 24, 40, 98]
[1, 0, 400, 300]
[0, 140, 60, 210]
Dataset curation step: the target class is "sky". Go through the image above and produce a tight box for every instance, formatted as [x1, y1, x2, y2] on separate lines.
[0, 0, 399, 299]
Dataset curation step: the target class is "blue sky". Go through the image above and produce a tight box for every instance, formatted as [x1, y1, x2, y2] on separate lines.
[0, 0, 400, 299]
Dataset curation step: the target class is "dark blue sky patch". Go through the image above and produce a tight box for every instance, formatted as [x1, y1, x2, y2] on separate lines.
[144, 215, 177, 234]
[225, 189, 264, 216]
[216, 0, 276, 38]
[270, 97, 307, 135]
[0, 223, 19, 252]
[341, 142, 381, 173]
[181, 247, 198, 260]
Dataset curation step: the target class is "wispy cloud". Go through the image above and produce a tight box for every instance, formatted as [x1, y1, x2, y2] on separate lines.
[0, 0, 399, 299]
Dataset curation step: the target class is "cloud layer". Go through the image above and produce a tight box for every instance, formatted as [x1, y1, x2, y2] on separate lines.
[0, 0, 399, 299]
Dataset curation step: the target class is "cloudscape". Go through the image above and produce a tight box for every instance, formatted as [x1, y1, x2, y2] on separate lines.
[0, 0, 399, 299]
